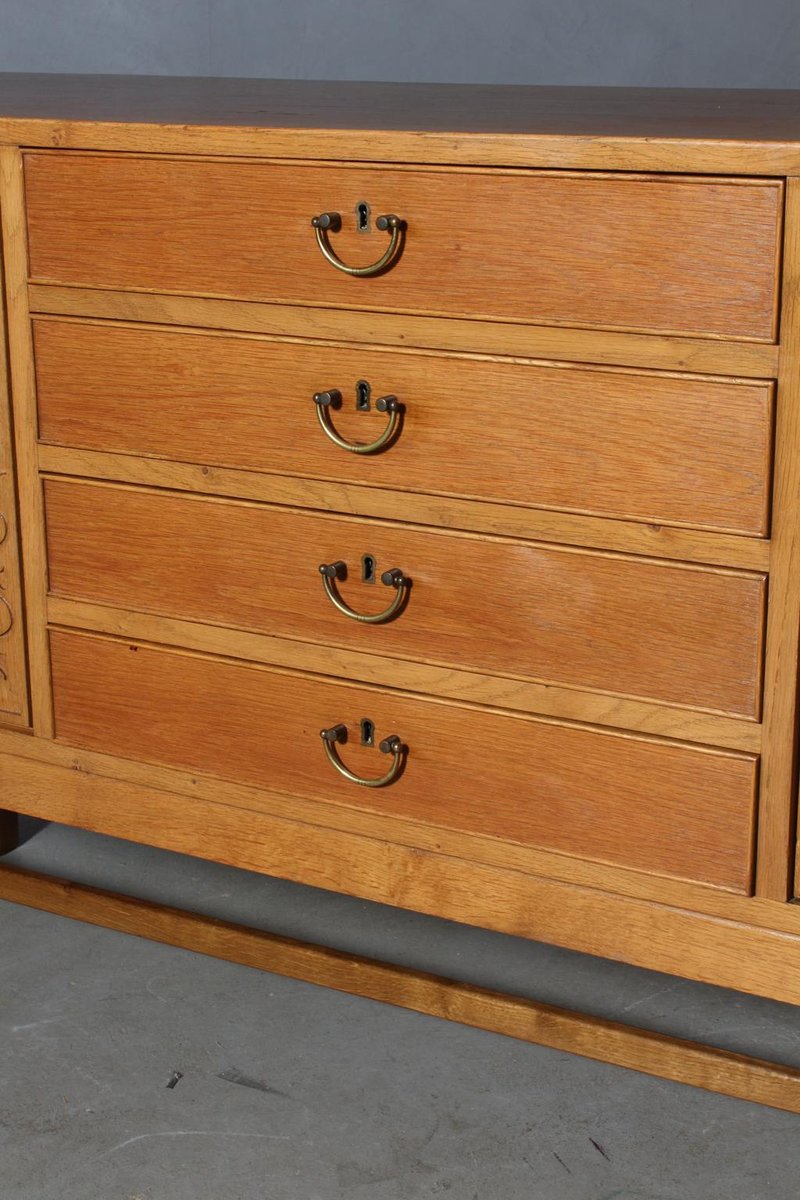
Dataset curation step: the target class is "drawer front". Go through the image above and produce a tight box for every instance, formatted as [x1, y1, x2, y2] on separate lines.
[44, 479, 766, 717]
[35, 319, 774, 536]
[25, 154, 782, 340]
[49, 630, 758, 891]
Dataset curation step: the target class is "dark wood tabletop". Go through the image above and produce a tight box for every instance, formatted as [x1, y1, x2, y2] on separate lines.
[0, 74, 798, 141]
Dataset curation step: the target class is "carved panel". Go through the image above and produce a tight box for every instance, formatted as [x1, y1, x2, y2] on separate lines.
[0, 265, 29, 727]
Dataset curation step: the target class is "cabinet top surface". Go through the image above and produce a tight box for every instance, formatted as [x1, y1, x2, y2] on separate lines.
[2, 74, 800, 172]
[0, 74, 799, 140]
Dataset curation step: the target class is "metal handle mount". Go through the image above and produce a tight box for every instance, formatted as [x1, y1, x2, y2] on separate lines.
[319, 561, 408, 624]
[311, 211, 404, 277]
[313, 389, 401, 455]
[320, 724, 404, 787]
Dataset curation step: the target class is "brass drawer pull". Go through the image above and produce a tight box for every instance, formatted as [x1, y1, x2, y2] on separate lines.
[319, 561, 408, 623]
[320, 724, 404, 787]
[311, 211, 404, 276]
[313, 389, 401, 455]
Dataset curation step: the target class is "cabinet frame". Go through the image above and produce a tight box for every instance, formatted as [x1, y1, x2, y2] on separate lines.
[2, 84, 800, 1111]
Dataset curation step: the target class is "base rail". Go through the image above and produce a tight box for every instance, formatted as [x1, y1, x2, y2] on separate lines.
[1, 861, 800, 1114]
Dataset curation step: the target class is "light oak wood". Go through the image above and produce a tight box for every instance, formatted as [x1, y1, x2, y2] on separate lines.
[4, 77, 800, 145]
[4, 75, 800, 1107]
[44, 477, 767, 718]
[29, 286, 781, 379]
[0, 723, 791, 931]
[2, 864, 800, 1116]
[24, 153, 782, 341]
[34, 316, 774, 536]
[46, 597, 762, 752]
[9, 122, 800, 176]
[6, 77, 800, 174]
[37, 444, 772, 572]
[49, 630, 758, 891]
[756, 178, 800, 901]
[0, 209, 30, 727]
[0, 747, 798, 1005]
[0, 147, 52, 736]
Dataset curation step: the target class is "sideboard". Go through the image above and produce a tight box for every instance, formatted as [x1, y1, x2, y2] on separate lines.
[2, 75, 800, 1110]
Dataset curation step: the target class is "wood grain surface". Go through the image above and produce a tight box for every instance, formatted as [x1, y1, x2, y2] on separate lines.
[46, 596, 762, 753]
[34, 317, 774, 536]
[3, 77, 800, 140]
[3, 74, 800, 1106]
[44, 478, 767, 717]
[3, 862, 800, 1115]
[0, 147, 51, 734]
[5, 77, 800, 173]
[49, 630, 758, 891]
[0, 167, 30, 728]
[24, 153, 782, 340]
[0, 747, 797, 1008]
[1, 722, 798, 931]
[757, 178, 800, 900]
[29, 287, 781, 379]
[37, 442, 772, 572]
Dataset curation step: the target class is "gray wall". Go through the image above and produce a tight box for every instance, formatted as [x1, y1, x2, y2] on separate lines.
[1, 0, 799, 87]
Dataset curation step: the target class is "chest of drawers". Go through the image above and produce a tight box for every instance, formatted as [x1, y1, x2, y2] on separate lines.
[2, 75, 800, 1111]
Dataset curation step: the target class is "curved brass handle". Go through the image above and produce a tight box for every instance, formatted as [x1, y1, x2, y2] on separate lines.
[311, 212, 404, 277]
[313, 390, 401, 455]
[319, 562, 408, 624]
[320, 724, 404, 788]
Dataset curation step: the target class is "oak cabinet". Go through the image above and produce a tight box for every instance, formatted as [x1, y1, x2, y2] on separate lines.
[2, 75, 800, 1110]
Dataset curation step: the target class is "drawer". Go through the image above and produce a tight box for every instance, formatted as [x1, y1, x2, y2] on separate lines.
[49, 630, 758, 892]
[34, 318, 774, 536]
[25, 154, 782, 340]
[44, 479, 767, 717]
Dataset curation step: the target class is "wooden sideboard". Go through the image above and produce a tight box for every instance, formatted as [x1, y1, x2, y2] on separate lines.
[2, 75, 800, 1110]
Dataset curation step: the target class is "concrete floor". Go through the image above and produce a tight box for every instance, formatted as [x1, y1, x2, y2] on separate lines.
[1, 820, 800, 1199]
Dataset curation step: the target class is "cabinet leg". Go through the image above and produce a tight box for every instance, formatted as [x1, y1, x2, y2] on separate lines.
[0, 810, 19, 855]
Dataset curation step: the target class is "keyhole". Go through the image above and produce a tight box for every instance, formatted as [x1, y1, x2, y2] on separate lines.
[356, 201, 370, 232]
[359, 718, 375, 747]
[362, 554, 376, 584]
[355, 380, 371, 411]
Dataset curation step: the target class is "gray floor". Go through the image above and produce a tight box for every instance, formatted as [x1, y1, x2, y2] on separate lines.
[1, 821, 799, 1199]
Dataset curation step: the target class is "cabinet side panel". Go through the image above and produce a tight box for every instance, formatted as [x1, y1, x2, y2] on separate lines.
[0, 164, 30, 729]
[758, 177, 800, 900]
[0, 147, 51, 736]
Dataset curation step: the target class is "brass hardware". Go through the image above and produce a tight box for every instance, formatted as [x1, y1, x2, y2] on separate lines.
[313, 389, 401, 455]
[313, 388, 342, 407]
[319, 560, 408, 624]
[311, 211, 404, 276]
[321, 723, 347, 742]
[319, 723, 404, 788]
